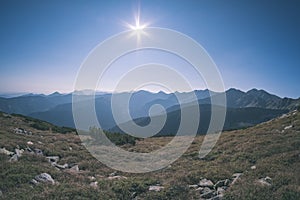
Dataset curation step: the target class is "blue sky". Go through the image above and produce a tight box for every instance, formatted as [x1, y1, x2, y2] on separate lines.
[0, 0, 299, 98]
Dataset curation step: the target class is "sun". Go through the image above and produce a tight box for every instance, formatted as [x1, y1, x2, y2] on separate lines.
[128, 16, 147, 31]
[124, 8, 149, 31]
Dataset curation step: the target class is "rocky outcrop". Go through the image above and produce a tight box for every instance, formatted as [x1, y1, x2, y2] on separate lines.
[32, 173, 55, 185]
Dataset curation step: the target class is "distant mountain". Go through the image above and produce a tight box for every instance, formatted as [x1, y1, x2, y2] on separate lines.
[199, 88, 300, 110]
[0, 93, 73, 115]
[110, 104, 288, 135]
[0, 88, 299, 131]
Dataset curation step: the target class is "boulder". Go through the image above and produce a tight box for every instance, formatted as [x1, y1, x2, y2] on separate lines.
[15, 149, 24, 157]
[217, 187, 226, 197]
[200, 187, 215, 198]
[9, 154, 18, 162]
[0, 147, 14, 156]
[284, 125, 293, 130]
[199, 178, 214, 188]
[214, 179, 230, 189]
[107, 175, 127, 180]
[90, 181, 98, 188]
[251, 165, 256, 170]
[46, 156, 60, 163]
[149, 185, 164, 192]
[27, 141, 33, 145]
[34, 149, 43, 156]
[231, 173, 243, 185]
[188, 184, 199, 189]
[34, 173, 55, 185]
[53, 163, 68, 169]
[257, 176, 272, 186]
[69, 164, 79, 172]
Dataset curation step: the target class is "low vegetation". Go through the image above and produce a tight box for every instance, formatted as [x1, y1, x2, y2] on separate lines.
[0, 111, 299, 199]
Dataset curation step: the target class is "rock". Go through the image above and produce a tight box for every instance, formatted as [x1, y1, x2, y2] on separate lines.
[53, 163, 68, 169]
[34, 173, 55, 185]
[199, 178, 214, 188]
[131, 191, 137, 199]
[251, 165, 256, 170]
[69, 165, 79, 172]
[231, 173, 243, 185]
[188, 184, 199, 189]
[69, 146, 72, 151]
[90, 181, 98, 188]
[25, 147, 33, 153]
[217, 187, 226, 197]
[109, 172, 117, 177]
[88, 176, 96, 181]
[46, 156, 60, 163]
[0, 147, 14, 156]
[15, 149, 24, 157]
[9, 154, 19, 162]
[27, 141, 33, 145]
[195, 187, 204, 192]
[284, 125, 293, 130]
[200, 187, 215, 198]
[30, 179, 39, 185]
[149, 185, 164, 192]
[257, 176, 272, 186]
[34, 149, 43, 156]
[214, 179, 230, 189]
[107, 175, 127, 180]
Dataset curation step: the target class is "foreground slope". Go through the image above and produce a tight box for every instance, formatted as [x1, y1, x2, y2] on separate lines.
[0, 110, 299, 199]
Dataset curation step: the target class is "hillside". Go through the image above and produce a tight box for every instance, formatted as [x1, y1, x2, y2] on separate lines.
[0, 110, 299, 199]
[110, 104, 288, 135]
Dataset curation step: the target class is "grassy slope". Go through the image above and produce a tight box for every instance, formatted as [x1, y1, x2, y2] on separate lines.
[0, 111, 299, 199]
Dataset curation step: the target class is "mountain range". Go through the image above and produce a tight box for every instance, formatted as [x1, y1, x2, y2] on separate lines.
[0, 88, 299, 134]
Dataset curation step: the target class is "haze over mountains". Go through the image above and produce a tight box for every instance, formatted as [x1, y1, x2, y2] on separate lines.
[0, 88, 299, 135]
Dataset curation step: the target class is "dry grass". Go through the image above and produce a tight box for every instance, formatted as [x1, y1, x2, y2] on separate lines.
[0, 111, 299, 199]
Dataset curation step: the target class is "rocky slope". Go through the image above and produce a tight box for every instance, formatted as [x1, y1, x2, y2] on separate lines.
[0, 110, 299, 199]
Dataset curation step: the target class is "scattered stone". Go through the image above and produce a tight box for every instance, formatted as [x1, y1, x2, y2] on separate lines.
[34, 148, 43, 156]
[14, 128, 32, 135]
[69, 146, 72, 151]
[9, 154, 19, 162]
[149, 185, 164, 192]
[27, 141, 33, 145]
[15, 149, 24, 157]
[69, 164, 79, 172]
[54, 163, 69, 169]
[231, 173, 243, 185]
[0, 147, 14, 156]
[188, 184, 199, 189]
[257, 176, 272, 186]
[131, 191, 137, 199]
[217, 187, 226, 197]
[88, 176, 96, 181]
[30, 179, 39, 185]
[109, 172, 117, 177]
[107, 175, 127, 180]
[37, 141, 43, 144]
[90, 181, 98, 188]
[251, 165, 256, 170]
[214, 179, 230, 189]
[195, 187, 204, 192]
[200, 187, 215, 198]
[199, 178, 214, 188]
[46, 156, 60, 163]
[0, 190, 2, 196]
[34, 173, 55, 185]
[284, 125, 293, 130]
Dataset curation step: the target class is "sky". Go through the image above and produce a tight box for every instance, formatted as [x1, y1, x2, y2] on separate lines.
[0, 0, 299, 98]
